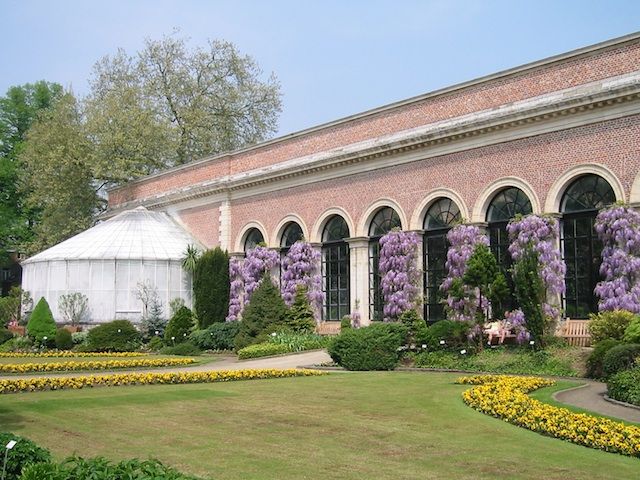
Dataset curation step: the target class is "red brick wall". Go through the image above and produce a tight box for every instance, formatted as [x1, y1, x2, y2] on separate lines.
[109, 40, 640, 208]
[230, 115, 640, 248]
[176, 204, 220, 248]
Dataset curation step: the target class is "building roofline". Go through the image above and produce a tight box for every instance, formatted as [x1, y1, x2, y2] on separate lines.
[108, 30, 640, 194]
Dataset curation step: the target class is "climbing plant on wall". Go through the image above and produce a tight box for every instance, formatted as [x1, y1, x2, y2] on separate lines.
[280, 241, 323, 318]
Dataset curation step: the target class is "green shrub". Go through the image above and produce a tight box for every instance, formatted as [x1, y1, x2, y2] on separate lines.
[602, 343, 640, 377]
[0, 432, 51, 480]
[586, 338, 622, 378]
[282, 285, 316, 333]
[147, 336, 165, 352]
[399, 309, 429, 347]
[237, 343, 289, 359]
[268, 331, 329, 351]
[234, 275, 287, 350]
[160, 341, 201, 356]
[193, 247, 230, 328]
[588, 310, 636, 343]
[190, 322, 241, 351]
[607, 366, 640, 406]
[328, 323, 406, 371]
[54, 328, 73, 350]
[26, 297, 57, 343]
[20, 456, 198, 480]
[71, 331, 88, 345]
[424, 320, 470, 350]
[0, 327, 13, 345]
[622, 316, 640, 343]
[86, 320, 141, 352]
[340, 316, 351, 330]
[512, 246, 546, 347]
[164, 306, 194, 344]
[0, 336, 33, 353]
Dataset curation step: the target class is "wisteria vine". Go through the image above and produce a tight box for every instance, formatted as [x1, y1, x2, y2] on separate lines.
[594, 204, 640, 313]
[225, 257, 244, 322]
[379, 230, 421, 321]
[281, 241, 324, 319]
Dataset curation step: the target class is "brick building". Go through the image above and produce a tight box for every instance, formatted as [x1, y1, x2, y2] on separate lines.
[106, 32, 640, 325]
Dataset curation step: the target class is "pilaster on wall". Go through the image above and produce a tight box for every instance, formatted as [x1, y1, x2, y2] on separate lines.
[219, 198, 231, 251]
[346, 237, 370, 325]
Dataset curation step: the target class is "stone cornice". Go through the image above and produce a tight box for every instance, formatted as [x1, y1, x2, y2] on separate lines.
[104, 71, 640, 217]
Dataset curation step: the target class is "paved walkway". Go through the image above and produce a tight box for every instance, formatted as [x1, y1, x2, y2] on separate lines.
[553, 380, 640, 423]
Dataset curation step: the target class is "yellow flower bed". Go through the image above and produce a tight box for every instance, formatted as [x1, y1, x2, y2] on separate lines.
[0, 357, 196, 374]
[0, 351, 147, 358]
[0, 368, 327, 394]
[457, 374, 640, 457]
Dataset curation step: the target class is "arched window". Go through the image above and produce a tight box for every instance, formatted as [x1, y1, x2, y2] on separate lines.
[280, 222, 304, 251]
[244, 228, 264, 252]
[561, 174, 615, 318]
[322, 216, 350, 321]
[368, 207, 402, 320]
[423, 198, 461, 323]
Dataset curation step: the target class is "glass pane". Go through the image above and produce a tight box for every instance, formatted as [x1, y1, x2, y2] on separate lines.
[369, 207, 401, 236]
[486, 187, 532, 222]
[561, 174, 615, 213]
[424, 198, 461, 230]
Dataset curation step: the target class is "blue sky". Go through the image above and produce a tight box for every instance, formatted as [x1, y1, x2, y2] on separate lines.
[1, 0, 639, 136]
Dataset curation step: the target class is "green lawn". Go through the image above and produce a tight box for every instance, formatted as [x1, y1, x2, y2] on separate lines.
[1, 372, 638, 479]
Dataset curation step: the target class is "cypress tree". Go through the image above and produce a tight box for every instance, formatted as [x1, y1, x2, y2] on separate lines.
[27, 297, 57, 343]
[513, 246, 546, 348]
[283, 285, 316, 333]
[193, 247, 230, 328]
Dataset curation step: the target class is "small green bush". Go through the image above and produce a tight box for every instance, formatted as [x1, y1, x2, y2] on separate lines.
[0, 432, 51, 480]
[164, 306, 194, 344]
[399, 309, 429, 347]
[282, 285, 316, 333]
[602, 343, 640, 377]
[55, 328, 73, 350]
[340, 316, 351, 330]
[0, 336, 33, 353]
[26, 297, 57, 343]
[328, 323, 406, 371]
[71, 331, 88, 345]
[586, 338, 622, 378]
[588, 310, 636, 343]
[190, 322, 241, 351]
[424, 320, 470, 350]
[237, 343, 289, 359]
[622, 316, 640, 343]
[147, 336, 165, 352]
[160, 342, 201, 356]
[607, 366, 640, 406]
[86, 320, 141, 352]
[268, 331, 329, 351]
[0, 327, 14, 345]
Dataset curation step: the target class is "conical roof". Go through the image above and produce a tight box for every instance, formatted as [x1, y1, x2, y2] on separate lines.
[24, 207, 199, 263]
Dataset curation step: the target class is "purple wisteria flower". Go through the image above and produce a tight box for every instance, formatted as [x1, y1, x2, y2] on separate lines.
[504, 309, 530, 344]
[280, 241, 324, 320]
[225, 257, 244, 322]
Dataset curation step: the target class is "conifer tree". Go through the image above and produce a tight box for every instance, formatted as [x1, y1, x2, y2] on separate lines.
[193, 247, 230, 328]
[27, 297, 57, 343]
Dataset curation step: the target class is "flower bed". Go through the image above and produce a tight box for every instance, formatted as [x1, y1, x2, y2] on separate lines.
[0, 368, 327, 394]
[457, 374, 640, 457]
[0, 351, 147, 358]
[0, 357, 196, 374]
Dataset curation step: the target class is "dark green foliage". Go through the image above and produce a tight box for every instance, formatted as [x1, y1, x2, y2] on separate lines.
[0, 431, 51, 480]
[602, 343, 640, 377]
[283, 285, 316, 333]
[160, 342, 201, 356]
[607, 367, 640, 406]
[512, 247, 546, 348]
[399, 309, 429, 347]
[19, 455, 199, 480]
[140, 298, 167, 339]
[189, 322, 241, 350]
[86, 320, 141, 352]
[586, 339, 622, 378]
[164, 306, 194, 344]
[622, 315, 640, 343]
[423, 320, 470, 350]
[193, 248, 230, 328]
[26, 297, 57, 342]
[54, 328, 73, 350]
[328, 323, 407, 371]
[340, 316, 351, 330]
[234, 276, 287, 350]
[147, 336, 164, 352]
[0, 327, 13, 345]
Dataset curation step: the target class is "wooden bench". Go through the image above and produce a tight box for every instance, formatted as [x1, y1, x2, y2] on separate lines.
[316, 322, 342, 336]
[556, 319, 591, 347]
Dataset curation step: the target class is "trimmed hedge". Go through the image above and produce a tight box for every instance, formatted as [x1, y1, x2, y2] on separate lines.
[193, 248, 229, 328]
[160, 342, 201, 356]
[26, 297, 56, 343]
[423, 320, 470, 350]
[55, 328, 73, 350]
[602, 343, 640, 377]
[86, 320, 141, 352]
[607, 367, 640, 406]
[0, 432, 51, 480]
[237, 343, 289, 359]
[586, 338, 622, 378]
[328, 323, 406, 371]
[190, 322, 241, 351]
[164, 306, 194, 344]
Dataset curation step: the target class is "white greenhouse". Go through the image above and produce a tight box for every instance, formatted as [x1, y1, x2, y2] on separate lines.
[21, 207, 199, 324]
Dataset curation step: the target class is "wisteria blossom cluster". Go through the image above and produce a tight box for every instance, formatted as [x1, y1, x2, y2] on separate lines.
[280, 241, 324, 318]
[226, 246, 280, 321]
[441, 225, 489, 322]
[507, 215, 565, 319]
[504, 309, 530, 344]
[594, 205, 640, 313]
[378, 230, 421, 321]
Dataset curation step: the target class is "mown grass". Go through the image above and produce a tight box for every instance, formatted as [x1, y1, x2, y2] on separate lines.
[0, 372, 638, 479]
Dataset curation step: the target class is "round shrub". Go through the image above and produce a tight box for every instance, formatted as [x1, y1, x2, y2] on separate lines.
[71, 331, 88, 345]
[26, 297, 57, 343]
[147, 336, 165, 352]
[340, 316, 351, 330]
[160, 341, 201, 356]
[399, 309, 429, 347]
[164, 306, 194, 344]
[424, 320, 470, 350]
[623, 316, 640, 343]
[588, 310, 636, 343]
[328, 323, 407, 371]
[0, 327, 14, 345]
[586, 338, 622, 378]
[602, 343, 640, 377]
[86, 320, 141, 352]
[607, 366, 640, 406]
[190, 322, 241, 351]
[55, 328, 73, 350]
[0, 431, 51, 480]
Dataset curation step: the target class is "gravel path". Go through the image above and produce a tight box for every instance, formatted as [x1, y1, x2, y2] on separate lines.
[554, 380, 640, 423]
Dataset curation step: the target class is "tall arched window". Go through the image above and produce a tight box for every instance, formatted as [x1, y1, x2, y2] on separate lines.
[244, 228, 264, 252]
[280, 222, 304, 252]
[368, 207, 401, 320]
[561, 174, 615, 318]
[423, 198, 461, 323]
[322, 216, 350, 321]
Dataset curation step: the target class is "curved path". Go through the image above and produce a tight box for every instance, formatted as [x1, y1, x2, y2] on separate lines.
[553, 380, 640, 423]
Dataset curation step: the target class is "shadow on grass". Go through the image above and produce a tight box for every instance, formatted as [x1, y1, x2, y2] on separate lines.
[0, 405, 27, 431]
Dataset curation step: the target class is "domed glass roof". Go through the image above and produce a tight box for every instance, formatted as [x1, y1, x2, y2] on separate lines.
[24, 207, 199, 263]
